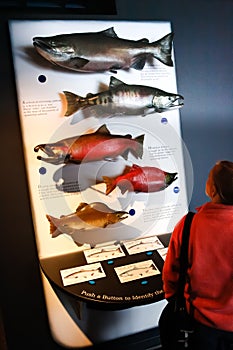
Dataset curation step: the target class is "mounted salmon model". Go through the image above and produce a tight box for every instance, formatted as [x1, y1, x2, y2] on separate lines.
[102, 164, 178, 195]
[34, 124, 144, 165]
[63, 76, 184, 117]
[32, 27, 174, 73]
[46, 202, 129, 245]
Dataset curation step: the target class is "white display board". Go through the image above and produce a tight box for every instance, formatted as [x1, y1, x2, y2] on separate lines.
[9, 20, 188, 259]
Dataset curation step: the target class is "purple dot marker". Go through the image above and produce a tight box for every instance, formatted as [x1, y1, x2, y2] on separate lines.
[39, 167, 46, 175]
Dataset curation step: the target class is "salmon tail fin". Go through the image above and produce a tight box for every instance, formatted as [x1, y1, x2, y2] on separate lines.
[133, 134, 144, 159]
[102, 176, 116, 195]
[152, 32, 174, 67]
[46, 214, 61, 238]
[63, 91, 85, 116]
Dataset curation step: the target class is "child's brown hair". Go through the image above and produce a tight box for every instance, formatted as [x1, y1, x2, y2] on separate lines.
[213, 160, 233, 205]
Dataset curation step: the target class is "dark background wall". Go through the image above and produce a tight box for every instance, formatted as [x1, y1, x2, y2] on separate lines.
[0, 1, 232, 349]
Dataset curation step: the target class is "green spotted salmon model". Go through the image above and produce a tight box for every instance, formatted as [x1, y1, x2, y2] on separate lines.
[63, 76, 184, 117]
[34, 124, 144, 165]
[46, 202, 128, 239]
[33, 27, 174, 73]
[102, 164, 178, 195]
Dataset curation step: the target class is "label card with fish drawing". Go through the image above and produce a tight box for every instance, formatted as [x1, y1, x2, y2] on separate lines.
[60, 262, 106, 286]
[84, 244, 125, 264]
[123, 235, 164, 255]
[157, 247, 168, 261]
[114, 260, 160, 284]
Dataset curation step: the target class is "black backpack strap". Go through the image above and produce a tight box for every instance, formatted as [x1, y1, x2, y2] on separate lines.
[177, 211, 195, 303]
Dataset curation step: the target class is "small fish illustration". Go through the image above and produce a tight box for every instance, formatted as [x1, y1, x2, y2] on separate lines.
[127, 239, 161, 250]
[64, 266, 102, 279]
[102, 163, 178, 195]
[46, 202, 128, 241]
[63, 76, 184, 117]
[34, 124, 144, 165]
[119, 263, 156, 277]
[33, 27, 174, 73]
[87, 247, 122, 258]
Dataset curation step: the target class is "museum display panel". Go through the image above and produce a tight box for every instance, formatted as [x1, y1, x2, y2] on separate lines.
[9, 19, 191, 347]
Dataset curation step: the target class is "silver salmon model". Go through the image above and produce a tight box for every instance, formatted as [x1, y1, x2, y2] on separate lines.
[63, 76, 184, 117]
[32, 27, 174, 73]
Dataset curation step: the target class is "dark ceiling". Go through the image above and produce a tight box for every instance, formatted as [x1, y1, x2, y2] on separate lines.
[0, 0, 117, 14]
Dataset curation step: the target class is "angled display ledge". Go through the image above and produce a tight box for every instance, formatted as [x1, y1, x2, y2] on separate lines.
[40, 233, 171, 310]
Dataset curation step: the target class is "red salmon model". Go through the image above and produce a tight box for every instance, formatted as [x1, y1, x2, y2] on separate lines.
[34, 124, 144, 165]
[102, 164, 178, 194]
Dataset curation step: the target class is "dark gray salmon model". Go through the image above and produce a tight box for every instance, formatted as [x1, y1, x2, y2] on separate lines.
[63, 76, 184, 117]
[33, 27, 174, 73]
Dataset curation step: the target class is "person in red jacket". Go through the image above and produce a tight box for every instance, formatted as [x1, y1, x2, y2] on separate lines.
[162, 160, 233, 350]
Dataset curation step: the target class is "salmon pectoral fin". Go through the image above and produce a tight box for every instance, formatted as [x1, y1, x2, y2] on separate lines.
[70, 57, 89, 69]
[120, 149, 130, 160]
[130, 56, 147, 70]
[118, 179, 131, 194]
[102, 176, 116, 195]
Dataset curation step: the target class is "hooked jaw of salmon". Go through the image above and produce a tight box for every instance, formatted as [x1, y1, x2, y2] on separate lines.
[34, 144, 69, 164]
[115, 211, 128, 222]
[152, 94, 184, 112]
[33, 37, 76, 64]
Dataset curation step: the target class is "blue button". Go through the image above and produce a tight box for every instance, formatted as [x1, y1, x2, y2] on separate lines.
[146, 251, 153, 256]
[141, 280, 148, 285]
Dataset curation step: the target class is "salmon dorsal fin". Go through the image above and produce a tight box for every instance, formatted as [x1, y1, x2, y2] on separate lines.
[95, 124, 110, 134]
[76, 202, 88, 212]
[86, 92, 94, 98]
[131, 164, 141, 170]
[122, 165, 132, 175]
[100, 27, 118, 38]
[137, 38, 149, 43]
[131, 164, 144, 174]
[109, 76, 125, 89]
